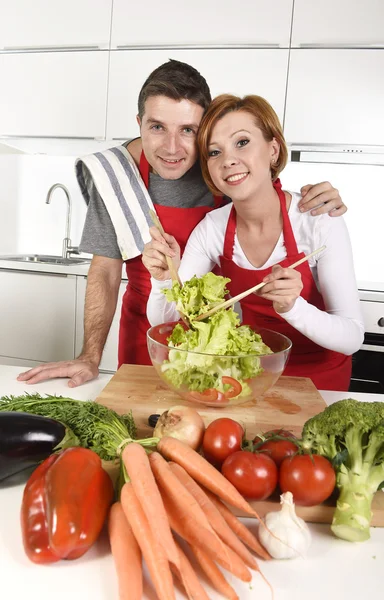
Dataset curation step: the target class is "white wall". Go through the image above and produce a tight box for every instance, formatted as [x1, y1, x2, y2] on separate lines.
[283, 161, 384, 287]
[0, 155, 20, 254]
[0, 154, 88, 255]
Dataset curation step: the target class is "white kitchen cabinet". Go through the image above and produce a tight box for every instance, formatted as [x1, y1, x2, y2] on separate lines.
[0, 270, 76, 363]
[107, 49, 289, 139]
[0, 51, 109, 138]
[0, 0, 112, 50]
[291, 0, 384, 47]
[75, 276, 127, 373]
[284, 50, 384, 146]
[111, 0, 293, 48]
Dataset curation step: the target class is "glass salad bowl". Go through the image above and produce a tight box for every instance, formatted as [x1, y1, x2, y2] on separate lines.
[147, 322, 292, 407]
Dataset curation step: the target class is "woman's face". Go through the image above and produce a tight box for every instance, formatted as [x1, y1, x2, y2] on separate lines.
[207, 110, 279, 201]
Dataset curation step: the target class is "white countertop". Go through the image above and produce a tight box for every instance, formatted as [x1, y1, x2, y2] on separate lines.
[0, 258, 92, 277]
[0, 365, 383, 600]
[0, 258, 129, 280]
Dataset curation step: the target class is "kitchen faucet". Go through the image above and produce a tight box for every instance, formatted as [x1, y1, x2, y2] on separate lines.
[45, 183, 79, 259]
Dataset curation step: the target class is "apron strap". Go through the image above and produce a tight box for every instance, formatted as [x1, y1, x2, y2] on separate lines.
[222, 205, 237, 259]
[274, 178, 299, 256]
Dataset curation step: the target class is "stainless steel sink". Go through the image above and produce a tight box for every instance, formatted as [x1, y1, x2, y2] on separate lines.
[0, 254, 90, 266]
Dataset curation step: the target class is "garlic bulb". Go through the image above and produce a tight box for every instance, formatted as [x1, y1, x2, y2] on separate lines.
[259, 491, 311, 559]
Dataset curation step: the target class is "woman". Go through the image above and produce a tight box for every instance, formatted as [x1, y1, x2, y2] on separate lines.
[143, 94, 364, 390]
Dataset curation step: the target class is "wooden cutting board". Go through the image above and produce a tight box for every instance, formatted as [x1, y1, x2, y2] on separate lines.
[96, 364, 328, 439]
[96, 364, 384, 527]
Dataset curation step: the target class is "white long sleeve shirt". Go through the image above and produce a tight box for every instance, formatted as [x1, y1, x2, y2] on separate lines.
[147, 192, 364, 356]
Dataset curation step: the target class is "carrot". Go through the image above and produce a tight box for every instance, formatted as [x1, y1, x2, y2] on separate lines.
[169, 462, 259, 570]
[157, 436, 262, 518]
[161, 491, 252, 583]
[172, 542, 211, 600]
[190, 544, 239, 600]
[204, 487, 271, 560]
[108, 502, 143, 600]
[120, 482, 175, 600]
[150, 452, 248, 578]
[149, 452, 213, 531]
[121, 442, 180, 569]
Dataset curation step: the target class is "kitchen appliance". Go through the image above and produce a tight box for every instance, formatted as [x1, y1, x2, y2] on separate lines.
[351, 288, 384, 394]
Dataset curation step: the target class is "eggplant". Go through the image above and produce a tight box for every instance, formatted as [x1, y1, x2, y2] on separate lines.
[0, 412, 78, 482]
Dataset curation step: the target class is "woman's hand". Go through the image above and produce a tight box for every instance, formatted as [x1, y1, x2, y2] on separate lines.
[142, 227, 181, 281]
[257, 265, 303, 313]
[299, 181, 346, 216]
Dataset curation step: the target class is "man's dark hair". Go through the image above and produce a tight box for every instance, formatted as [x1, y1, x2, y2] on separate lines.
[137, 59, 211, 119]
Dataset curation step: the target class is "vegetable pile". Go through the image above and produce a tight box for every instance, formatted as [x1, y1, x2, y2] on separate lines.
[0, 395, 275, 597]
[161, 272, 272, 401]
[3, 387, 383, 598]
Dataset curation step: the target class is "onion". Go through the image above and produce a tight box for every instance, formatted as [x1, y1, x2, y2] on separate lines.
[154, 405, 205, 450]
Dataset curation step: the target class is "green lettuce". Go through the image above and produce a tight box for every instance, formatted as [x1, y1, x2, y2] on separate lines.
[161, 273, 272, 399]
[163, 272, 230, 319]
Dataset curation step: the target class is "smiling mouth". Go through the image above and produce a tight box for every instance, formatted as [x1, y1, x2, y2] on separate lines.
[159, 157, 184, 165]
[225, 172, 249, 183]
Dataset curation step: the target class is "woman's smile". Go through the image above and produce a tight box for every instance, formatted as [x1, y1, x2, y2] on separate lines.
[224, 172, 249, 185]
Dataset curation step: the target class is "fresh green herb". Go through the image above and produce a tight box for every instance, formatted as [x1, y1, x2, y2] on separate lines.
[0, 393, 143, 461]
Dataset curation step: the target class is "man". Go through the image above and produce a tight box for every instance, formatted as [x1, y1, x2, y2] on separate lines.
[18, 60, 346, 387]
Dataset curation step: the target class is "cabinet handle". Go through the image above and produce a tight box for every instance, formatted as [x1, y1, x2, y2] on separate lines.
[378, 318, 384, 328]
[298, 42, 384, 49]
[3, 268, 69, 278]
[115, 43, 281, 50]
[1, 45, 102, 53]
[0, 134, 99, 140]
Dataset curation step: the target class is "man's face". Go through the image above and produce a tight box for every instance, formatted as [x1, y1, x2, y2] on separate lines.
[137, 96, 205, 180]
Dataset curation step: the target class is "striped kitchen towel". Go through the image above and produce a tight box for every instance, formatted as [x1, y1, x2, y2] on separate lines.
[75, 145, 154, 260]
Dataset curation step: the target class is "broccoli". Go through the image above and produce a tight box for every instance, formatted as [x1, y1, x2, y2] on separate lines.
[301, 398, 384, 542]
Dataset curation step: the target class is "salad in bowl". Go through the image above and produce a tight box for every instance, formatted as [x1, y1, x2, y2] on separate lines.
[147, 273, 292, 407]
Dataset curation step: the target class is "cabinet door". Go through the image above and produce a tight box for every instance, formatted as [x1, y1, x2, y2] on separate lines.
[107, 49, 289, 139]
[0, 51, 108, 138]
[0, 0, 112, 50]
[75, 277, 127, 372]
[284, 50, 384, 146]
[111, 0, 293, 48]
[0, 270, 76, 362]
[291, 0, 384, 47]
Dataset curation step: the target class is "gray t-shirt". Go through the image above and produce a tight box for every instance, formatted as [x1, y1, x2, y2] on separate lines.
[79, 154, 217, 259]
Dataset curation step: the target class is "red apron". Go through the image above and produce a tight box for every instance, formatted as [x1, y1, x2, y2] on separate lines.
[219, 179, 351, 391]
[118, 152, 223, 366]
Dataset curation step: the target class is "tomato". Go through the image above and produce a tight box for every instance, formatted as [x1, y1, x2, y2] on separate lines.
[279, 454, 336, 506]
[189, 389, 227, 405]
[222, 376, 242, 399]
[221, 451, 278, 500]
[254, 429, 298, 467]
[202, 418, 244, 467]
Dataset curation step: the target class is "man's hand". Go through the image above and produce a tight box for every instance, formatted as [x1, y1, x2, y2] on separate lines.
[299, 181, 347, 216]
[257, 265, 303, 314]
[142, 227, 181, 281]
[17, 357, 99, 387]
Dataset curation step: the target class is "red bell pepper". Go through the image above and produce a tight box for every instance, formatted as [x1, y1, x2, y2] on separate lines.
[21, 447, 114, 564]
